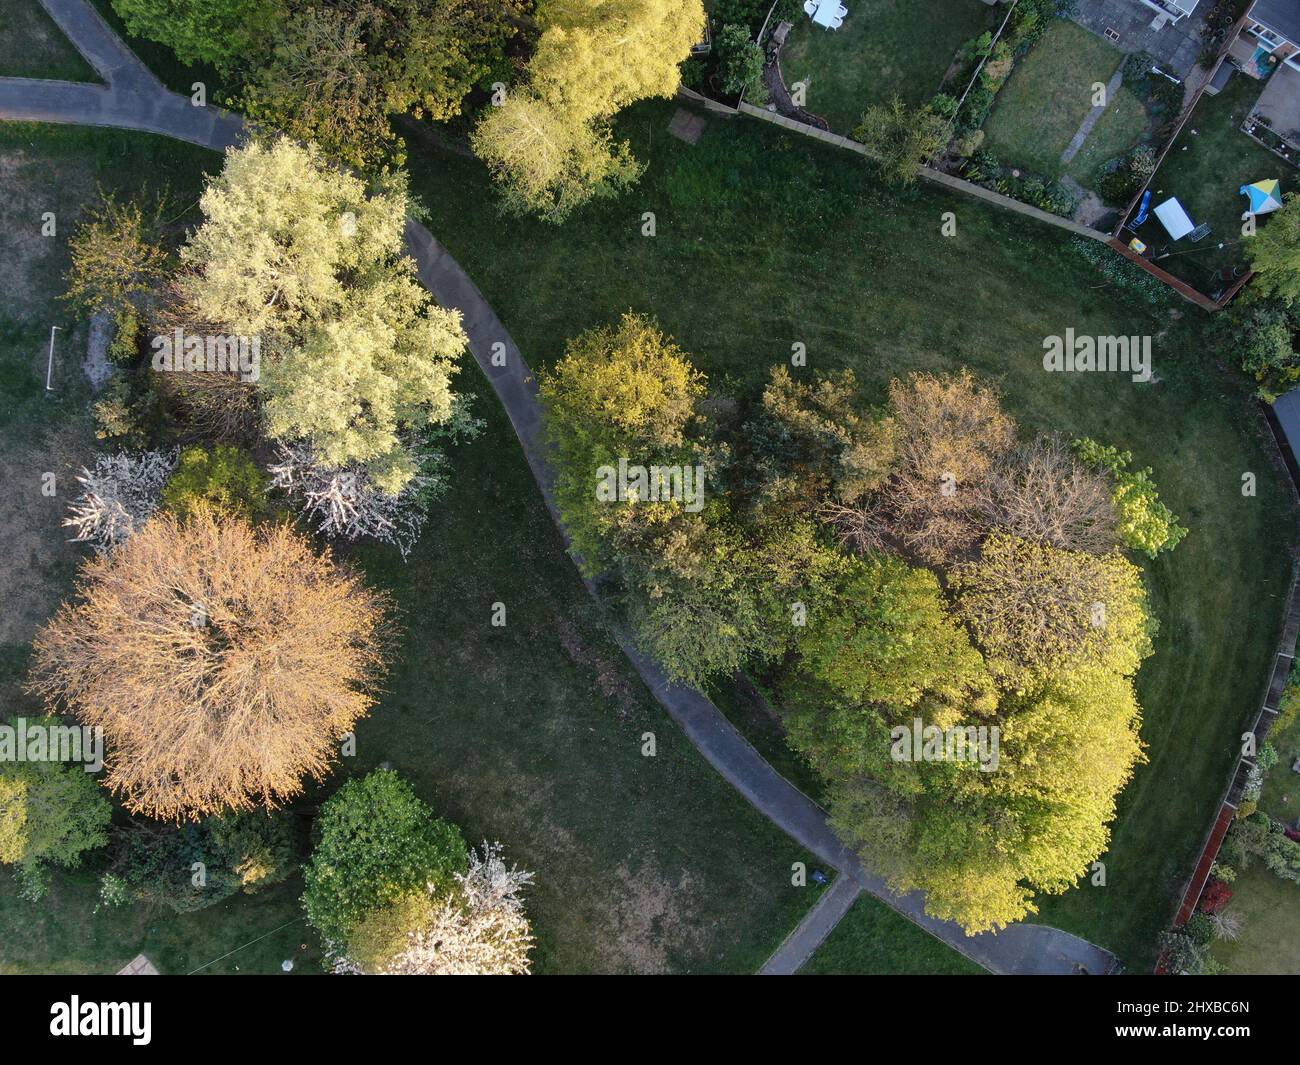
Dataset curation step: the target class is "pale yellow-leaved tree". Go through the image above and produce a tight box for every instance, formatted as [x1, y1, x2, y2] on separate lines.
[473, 0, 706, 221]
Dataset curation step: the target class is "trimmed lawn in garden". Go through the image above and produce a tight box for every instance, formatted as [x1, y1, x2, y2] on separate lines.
[401, 100, 1295, 969]
[1132, 74, 1295, 294]
[1209, 863, 1300, 974]
[984, 19, 1126, 179]
[1065, 83, 1151, 189]
[0, 0, 98, 82]
[0, 124, 823, 974]
[1261, 708, 1300, 822]
[778, 0, 993, 134]
[803, 895, 986, 974]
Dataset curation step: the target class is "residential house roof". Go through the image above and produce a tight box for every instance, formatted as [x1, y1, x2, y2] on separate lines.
[1251, 0, 1300, 47]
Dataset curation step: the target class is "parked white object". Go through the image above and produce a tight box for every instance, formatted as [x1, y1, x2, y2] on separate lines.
[1153, 196, 1195, 240]
[810, 0, 843, 28]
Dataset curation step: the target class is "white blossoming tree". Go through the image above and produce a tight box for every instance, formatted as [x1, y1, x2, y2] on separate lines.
[336, 842, 536, 976]
[268, 442, 436, 560]
[63, 449, 178, 553]
[269, 400, 483, 558]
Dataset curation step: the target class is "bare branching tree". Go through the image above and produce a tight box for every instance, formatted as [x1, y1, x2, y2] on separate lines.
[1208, 909, 1244, 942]
[822, 370, 1017, 565]
[63, 449, 178, 553]
[29, 506, 389, 821]
[150, 278, 261, 442]
[977, 437, 1118, 555]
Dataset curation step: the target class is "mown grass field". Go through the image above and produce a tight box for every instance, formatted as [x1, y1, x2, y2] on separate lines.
[5, 8, 1296, 973]
[1064, 82, 1150, 190]
[1133, 74, 1295, 292]
[0, 123, 822, 974]
[1209, 863, 1300, 974]
[803, 895, 987, 975]
[400, 99, 1295, 969]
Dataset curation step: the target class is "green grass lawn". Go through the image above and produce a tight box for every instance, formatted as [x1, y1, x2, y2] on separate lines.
[0, 0, 98, 82]
[400, 99, 1295, 969]
[0, 122, 826, 974]
[984, 19, 1126, 180]
[1261, 711, 1300, 823]
[778, 0, 993, 134]
[803, 895, 987, 974]
[1066, 83, 1151, 189]
[1209, 863, 1300, 974]
[1133, 74, 1294, 294]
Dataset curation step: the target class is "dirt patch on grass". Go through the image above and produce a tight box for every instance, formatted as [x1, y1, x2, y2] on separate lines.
[553, 616, 638, 719]
[0, 419, 94, 646]
[592, 862, 707, 974]
[0, 150, 93, 323]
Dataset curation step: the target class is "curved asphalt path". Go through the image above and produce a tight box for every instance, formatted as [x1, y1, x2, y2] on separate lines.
[2, 0, 1119, 976]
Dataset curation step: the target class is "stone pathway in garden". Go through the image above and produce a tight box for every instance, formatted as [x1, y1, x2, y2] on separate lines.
[0, 0, 1123, 977]
[1060, 67, 1126, 166]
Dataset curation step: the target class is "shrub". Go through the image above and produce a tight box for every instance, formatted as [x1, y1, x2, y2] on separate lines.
[1069, 238, 1168, 304]
[63, 192, 168, 318]
[1184, 911, 1215, 946]
[92, 376, 161, 448]
[854, 97, 951, 186]
[715, 23, 766, 101]
[1200, 878, 1233, 914]
[0, 723, 112, 902]
[163, 444, 269, 522]
[101, 811, 299, 913]
[338, 842, 535, 975]
[1072, 438, 1187, 557]
[302, 769, 469, 948]
[108, 304, 141, 365]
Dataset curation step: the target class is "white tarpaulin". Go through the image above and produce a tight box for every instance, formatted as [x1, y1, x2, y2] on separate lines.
[1153, 197, 1195, 240]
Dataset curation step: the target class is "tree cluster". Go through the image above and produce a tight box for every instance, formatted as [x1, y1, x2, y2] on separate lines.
[541, 320, 1182, 932]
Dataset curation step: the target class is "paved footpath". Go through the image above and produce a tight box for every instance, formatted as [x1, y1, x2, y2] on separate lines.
[2, 0, 1120, 976]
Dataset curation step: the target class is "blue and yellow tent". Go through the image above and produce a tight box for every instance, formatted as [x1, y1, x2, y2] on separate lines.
[1240, 178, 1283, 215]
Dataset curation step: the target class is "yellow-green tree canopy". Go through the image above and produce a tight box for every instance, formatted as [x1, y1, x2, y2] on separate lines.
[824, 666, 1146, 933]
[473, 0, 706, 220]
[793, 552, 992, 711]
[1247, 192, 1300, 304]
[540, 312, 706, 565]
[0, 731, 111, 900]
[242, 0, 528, 169]
[180, 138, 467, 493]
[950, 532, 1155, 685]
[527, 0, 705, 121]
